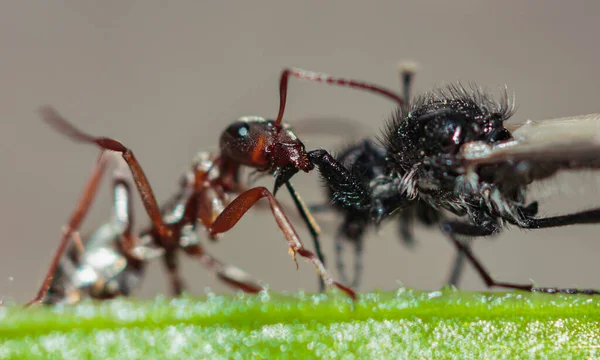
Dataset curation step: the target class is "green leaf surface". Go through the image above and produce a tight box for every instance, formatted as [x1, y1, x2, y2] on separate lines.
[1, 289, 599, 359]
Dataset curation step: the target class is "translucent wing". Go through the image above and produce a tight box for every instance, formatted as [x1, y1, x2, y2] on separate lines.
[460, 113, 600, 184]
[463, 113, 600, 165]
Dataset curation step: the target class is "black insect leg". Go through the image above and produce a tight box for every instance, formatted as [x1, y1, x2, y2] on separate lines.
[284, 181, 327, 292]
[442, 221, 600, 295]
[398, 208, 416, 248]
[522, 209, 600, 229]
[335, 213, 368, 288]
[398, 61, 417, 104]
[446, 240, 468, 287]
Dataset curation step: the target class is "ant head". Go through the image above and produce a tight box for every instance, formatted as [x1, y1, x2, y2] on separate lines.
[219, 116, 313, 173]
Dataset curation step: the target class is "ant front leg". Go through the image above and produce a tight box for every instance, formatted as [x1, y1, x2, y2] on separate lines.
[209, 186, 356, 299]
[27, 151, 108, 306]
[283, 181, 327, 292]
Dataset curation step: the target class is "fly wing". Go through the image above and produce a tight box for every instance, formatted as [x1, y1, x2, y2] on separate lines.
[460, 113, 600, 185]
[463, 113, 600, 165]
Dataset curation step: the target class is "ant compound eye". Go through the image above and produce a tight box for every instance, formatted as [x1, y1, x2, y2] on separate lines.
[226, 122, 250, 139]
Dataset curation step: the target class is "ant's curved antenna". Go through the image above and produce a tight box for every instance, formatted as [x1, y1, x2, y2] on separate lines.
[274, 67, 406, 128]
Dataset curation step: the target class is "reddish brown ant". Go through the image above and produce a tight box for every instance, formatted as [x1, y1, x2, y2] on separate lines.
[32, 107, 356, 302]
[28, 150, 266, 305]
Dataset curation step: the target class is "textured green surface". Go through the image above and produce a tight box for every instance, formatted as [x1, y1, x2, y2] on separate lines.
[1, 288, 600, 359]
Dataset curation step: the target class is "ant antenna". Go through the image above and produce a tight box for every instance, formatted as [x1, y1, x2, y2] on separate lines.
[275, 67, 405, 128]
[397, 61, 419, 104]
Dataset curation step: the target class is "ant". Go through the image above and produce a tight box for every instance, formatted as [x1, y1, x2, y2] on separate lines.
[29, 151, 265, 305]
[271, 65, 600, 295]
[32, 107, 356, 303]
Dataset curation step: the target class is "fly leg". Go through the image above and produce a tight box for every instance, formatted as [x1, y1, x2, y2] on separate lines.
[442, 221, 600, 295]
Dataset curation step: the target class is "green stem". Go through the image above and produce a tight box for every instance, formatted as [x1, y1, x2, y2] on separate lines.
[1, 289, 599, 359]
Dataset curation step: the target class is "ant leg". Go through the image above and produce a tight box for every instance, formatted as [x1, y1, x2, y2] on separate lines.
[27, 151, 109, 306]
[183, 245, 263, 293]
[163, 250, 186, 296]
[112, 159, 138, 253]
[170, 170, 265, 294]
[442, 221, 600, 295]
[209, 186, 356, 299]
[284, 181, 326, 292]
[275, 68, 404, 127]
[40, 106, 171, 240]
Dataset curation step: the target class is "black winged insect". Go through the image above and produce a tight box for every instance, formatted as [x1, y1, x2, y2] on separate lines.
[302, 64, 461, 289]
[272, 65, 600, 294]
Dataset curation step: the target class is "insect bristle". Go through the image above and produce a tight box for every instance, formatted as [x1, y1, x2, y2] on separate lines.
[411, 82, 517, 122]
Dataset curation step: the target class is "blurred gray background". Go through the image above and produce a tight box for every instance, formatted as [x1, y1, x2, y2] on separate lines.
[1, 1, 599, 303]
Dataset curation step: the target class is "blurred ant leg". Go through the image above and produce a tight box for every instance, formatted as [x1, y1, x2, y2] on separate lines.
[209, 186, 356, 299]
[40, 106, 171, 240]
[163, 250, 185, 296]
[442, 221, 600, 295]
[26, 151, 108, 306]
[70, 229, 86, 255]
[284, 181, 326, 292]
[275, 68, 404, 127]
[183, 244, 263, 293]
[174, 170, 265, 294]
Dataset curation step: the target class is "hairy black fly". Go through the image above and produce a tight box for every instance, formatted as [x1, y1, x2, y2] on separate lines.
[273, 65, 600, 294]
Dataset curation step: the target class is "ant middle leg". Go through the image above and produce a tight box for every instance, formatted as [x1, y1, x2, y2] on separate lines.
[183, 244, 263, 294]
[442, 221, 600, 295]
[209, 186, 356, 299]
